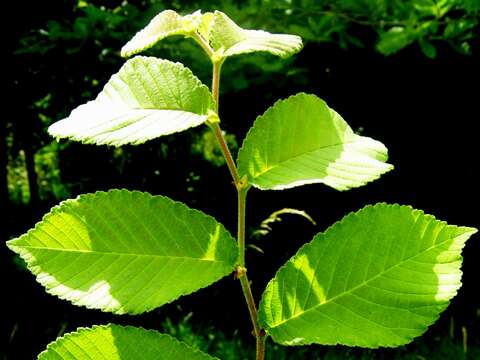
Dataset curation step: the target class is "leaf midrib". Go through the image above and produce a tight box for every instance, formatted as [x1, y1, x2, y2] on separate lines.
[93, 102, 207, 113]
[13, 245, 228, 263]
[268, 231, 461, 329]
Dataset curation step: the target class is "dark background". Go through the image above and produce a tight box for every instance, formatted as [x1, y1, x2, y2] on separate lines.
[1, 1, 479, 359]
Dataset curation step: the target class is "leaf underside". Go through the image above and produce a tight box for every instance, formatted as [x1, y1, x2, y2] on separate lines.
[121, 9, 302, 60]
[121, 10, 201, 58]
[208, 11, 303, 58]
[38, 324, 218, 360]
[259, 203, 477, 348]
[7, 190, 237, 315]
[48, 56, 213, 146]
[237, 93, 393, 191]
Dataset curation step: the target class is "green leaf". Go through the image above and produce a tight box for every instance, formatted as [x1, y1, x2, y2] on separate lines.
[7, 190, 237, 315]
[209, 11, 302, 59]
[121, 10, 202, 58]
[418, 38, 437, 58]
[376, 27, 418, 55]
[237, 93, 393, 191]
[259, 203, 477, 347]
[120, 10, 302, 61]
[38, 324, 218, 359]
[48, 56, 213, 146]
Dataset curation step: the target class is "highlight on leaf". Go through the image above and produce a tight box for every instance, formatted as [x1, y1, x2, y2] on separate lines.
[7, 189, 238, 315]
[208, 10, 303, 59]
[259, 203, 477, 348]
[121, 9, 302, 61]
[48, 56, 213, 146]
[237, 93, 393, 191]
[121, 10, 203, 58]
[38, 324, 219, 360]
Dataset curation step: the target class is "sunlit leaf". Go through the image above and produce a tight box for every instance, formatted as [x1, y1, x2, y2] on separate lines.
[48, 56, 213, 146]
[120, 9, 302, 61]
[259, 203, 477, 347]
[209, 11, 303, 59]
[38, 324, 218, 359]
[121, 10, 202, 58]
[237, 93, 393, 191]
[7, 190, 237, 315]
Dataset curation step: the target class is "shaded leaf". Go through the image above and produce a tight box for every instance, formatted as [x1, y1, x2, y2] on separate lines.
[48, 56, 213, 146]
[38, 324, 218, 359]
[419, 38, 437, 58]
[259, 203, 477, 347]
[7, 190, 237, 315]
[237, 93, 393, 191]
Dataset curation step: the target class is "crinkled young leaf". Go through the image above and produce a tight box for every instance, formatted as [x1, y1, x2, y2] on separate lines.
[38, 324, 218, 360]
[7, 190, 237, 315]
[237, 93, 393, 191]
[121, 10, 202, 58]
[48, 56, 213, 146]
[209, 10, 303, 59]
[259, 203, 477, 348]
[121, 9, 302, 60]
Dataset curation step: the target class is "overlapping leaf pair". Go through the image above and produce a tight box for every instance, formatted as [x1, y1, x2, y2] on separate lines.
[7, 9, 476, 360]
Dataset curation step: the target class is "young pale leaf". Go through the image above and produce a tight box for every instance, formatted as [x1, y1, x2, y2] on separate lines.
[7, 190, 237, 315]
[38, 324, 218, 359]
[209, 11, 303, 59]
[259, 203, 477, 348]
[48, 56, 213, 146]
[237, 93, 393, 191]
[121, 10, 202, 58]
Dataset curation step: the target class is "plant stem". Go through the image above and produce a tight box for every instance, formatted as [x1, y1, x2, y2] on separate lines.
[237, 187, 247, 266]
[239, 274, 260, 334]
[190, 31, 214, 58]
[209, 60, 240, 185]
[210, 122, 240, 185]
[205, 39, 266, 360]
[212, 60, 223, 112]
[256, 334, 267, 360]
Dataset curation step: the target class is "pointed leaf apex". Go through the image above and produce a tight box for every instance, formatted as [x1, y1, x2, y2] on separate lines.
[259, 203, 477, 347]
